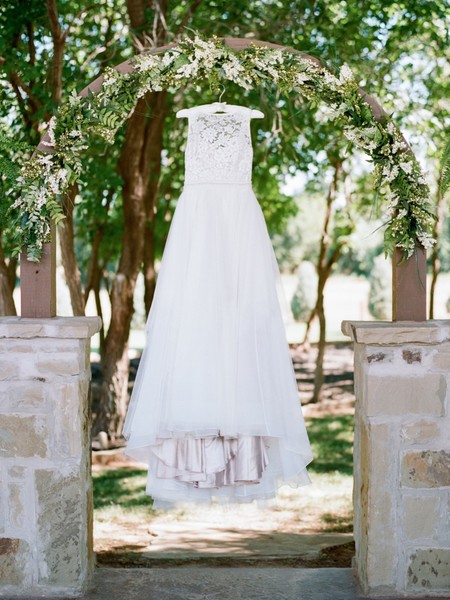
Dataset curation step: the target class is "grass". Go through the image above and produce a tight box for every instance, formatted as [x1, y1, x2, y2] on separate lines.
[305, 415, 354, 476]
[94, 468, 154, 511]
[93, 414, 354, 541]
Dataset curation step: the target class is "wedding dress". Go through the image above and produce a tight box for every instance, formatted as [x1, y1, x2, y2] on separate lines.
[123, 103, 313, 506]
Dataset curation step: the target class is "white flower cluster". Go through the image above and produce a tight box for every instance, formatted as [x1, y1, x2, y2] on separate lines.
[293, 58, 320, 86]
[174, 36, 224, 81]
[339, 64, 354, 84]
[344, 125, 378, 152]
[221, 53, 251, 88]
[382, 163, 399, 183]
[191, 36, 223, 68]
[14, 35, 435, 262]
[399, 160, 413, 174]
[252, 49, 284, 81]
[48, 167, 68, 195]
[41, 116, 57, 147]
[133, 53, 162, 73]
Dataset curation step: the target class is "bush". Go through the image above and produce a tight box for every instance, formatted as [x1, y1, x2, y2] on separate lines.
[291, 261, 318, 322]
[368, 254, 392, 320]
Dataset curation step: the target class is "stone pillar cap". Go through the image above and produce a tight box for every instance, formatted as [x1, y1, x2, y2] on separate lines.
[0, 316, 102, 339]
[342, 320, 450, 345]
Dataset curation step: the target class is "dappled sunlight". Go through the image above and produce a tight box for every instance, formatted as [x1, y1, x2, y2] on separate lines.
[93, 353, 355, 561]
[94, 467, 353, 558]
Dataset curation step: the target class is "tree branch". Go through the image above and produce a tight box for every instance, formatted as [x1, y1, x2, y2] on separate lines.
[175, 0, 204, 37]
[46, 0, 65, 104]
[63, 5, 96, 42]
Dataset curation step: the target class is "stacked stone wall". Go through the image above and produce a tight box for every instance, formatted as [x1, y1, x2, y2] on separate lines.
[343, 321, 450, 598]
[0, 317, 101, 598]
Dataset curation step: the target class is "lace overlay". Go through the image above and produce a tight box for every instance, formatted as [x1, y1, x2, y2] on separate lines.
[184, 108, 253, 185]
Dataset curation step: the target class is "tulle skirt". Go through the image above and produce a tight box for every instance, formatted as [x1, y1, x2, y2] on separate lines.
[123, 182, 313, 506]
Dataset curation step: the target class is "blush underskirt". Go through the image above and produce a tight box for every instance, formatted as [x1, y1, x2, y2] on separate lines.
[151, 435, 270, 488]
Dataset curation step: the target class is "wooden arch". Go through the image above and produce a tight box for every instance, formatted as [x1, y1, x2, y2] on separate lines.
[21, 37, 426, 321]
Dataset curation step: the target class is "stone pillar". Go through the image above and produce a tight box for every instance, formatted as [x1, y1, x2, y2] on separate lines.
[343, 320, 450, 598]
[0, 316, 101, 598]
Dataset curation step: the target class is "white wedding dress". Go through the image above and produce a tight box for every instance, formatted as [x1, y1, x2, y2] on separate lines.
[123, 104, 313, 506]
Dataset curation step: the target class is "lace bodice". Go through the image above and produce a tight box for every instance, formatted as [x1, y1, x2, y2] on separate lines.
[183, 106, 254, 185]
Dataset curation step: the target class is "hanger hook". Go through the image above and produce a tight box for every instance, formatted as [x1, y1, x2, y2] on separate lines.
[218, 84, 226, 104]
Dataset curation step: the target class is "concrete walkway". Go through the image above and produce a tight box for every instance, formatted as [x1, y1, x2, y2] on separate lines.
[17, 568, 448, 600]
[83, 568, 364, 599]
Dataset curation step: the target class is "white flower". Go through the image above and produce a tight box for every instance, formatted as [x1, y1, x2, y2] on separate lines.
[162, 51, 177, 67]
[296, 72, 311, 85]
[265, 65, 279, 80]
[48, 168, 68, 194]
[41, 117, 57, 147]
[134, 53, 161, 73]
[102, 71, 119, 87]
[386, 121, 397, 136]
[174, 59, 200, 79]
[399, 161, 413, 174]
[339, 64, 353, 83]
[37, 154, 54, 173]
[417, 230, 436, 248]
[222, 55, 245, 81]
[264, 49, 284, 65]
[322, 69, 341, 89]
[382, 164, 399, 182]
[391, 139, 407, 153]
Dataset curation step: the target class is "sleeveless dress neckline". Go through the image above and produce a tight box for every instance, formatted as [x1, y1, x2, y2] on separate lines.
[123, 104, 313, 507]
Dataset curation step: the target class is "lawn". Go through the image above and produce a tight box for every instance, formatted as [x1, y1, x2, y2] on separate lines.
[93, 413, 354, 559]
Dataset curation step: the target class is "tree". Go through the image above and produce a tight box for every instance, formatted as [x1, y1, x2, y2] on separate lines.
[301, 151, 355, 402]
[368, 254, 392, 320]
[291, 261, 318, 322]
[1, 0, 448, 433]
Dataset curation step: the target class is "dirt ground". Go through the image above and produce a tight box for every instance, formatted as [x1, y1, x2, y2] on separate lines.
[93, 342, 356, 569]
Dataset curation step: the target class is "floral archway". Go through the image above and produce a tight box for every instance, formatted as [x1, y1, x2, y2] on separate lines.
[14, 36, 434, 317]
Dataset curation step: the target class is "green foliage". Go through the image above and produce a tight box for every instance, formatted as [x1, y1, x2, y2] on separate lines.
[368, 254, 392, 320]
[336, 219, 384, 277]
[439, 136, 450, 198]
[1, 0, 449, 301]
[7, 31, 436, 261]
[291, 261, 318, 322]
[0, 130, 33, 184]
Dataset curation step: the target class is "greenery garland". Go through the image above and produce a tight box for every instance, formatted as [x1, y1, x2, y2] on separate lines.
[10, 35, 435, 262]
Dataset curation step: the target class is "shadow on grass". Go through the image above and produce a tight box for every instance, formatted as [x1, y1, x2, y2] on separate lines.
[93, 416, 354, 511]
[306, 414, 354, 476]
[93, 468, 154, 511]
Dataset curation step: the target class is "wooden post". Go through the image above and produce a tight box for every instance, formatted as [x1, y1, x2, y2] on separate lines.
[392, 247, 426, 321]
[20, 234, 56, 318]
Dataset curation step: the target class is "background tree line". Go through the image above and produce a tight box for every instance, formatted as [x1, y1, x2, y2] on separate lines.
[0, 0, 448, 438]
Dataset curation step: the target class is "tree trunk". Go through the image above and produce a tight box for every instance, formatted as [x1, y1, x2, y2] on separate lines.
[310, 160, 342, 403]
[94, 0, 169, 440]
[143, 91, 167, 314]
[94, 92, 164, 439]
[312, 284, 326, 402]
[59, 184, 85, 316]
[429, 189, 444, 319]
[46, 0, 64, 105]
[302, 306, 317, 347]
[0, 242, 17, 316]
